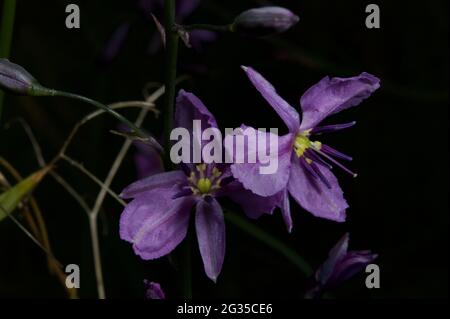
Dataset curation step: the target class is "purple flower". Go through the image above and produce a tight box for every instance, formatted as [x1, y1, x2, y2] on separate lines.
[229, 67, 380, 231]
[305, 233, 377, 298]
[144, 280, 165, 299]
[120, 90, 280, 282]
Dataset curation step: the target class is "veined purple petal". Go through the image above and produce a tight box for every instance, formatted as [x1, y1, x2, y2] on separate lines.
[223, 181, 281, 219]
[175, 90, 218, 130]
[120, 170, 186, 199]
[195, 197, 226, 282]
[134, 140, 164, 179]
[329, 251, 378, 286]
[316, 233, 350, 284]
[299, 72, 380, 130]
[281, 189, 293, 233]
[175, 90, 219, 165]
[313, 233, 378, 292]
[242, 66, 300, 133]
[119, 191, 195, 260]
[228, 127, 294, 197]
[288, 154, 348, 222]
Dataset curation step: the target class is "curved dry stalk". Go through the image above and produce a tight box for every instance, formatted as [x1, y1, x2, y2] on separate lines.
[10, 87, 165, 299]
[0, 159, 76, 298]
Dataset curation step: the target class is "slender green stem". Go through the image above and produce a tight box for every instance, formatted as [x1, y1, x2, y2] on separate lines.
[0, 0, 17, 121]
[182, 23, 231, 33]
[225, 211, 314, 276]
[163, 0, 192, 298]
[163, 0, 178, 168]
[53, 90, 162, 152]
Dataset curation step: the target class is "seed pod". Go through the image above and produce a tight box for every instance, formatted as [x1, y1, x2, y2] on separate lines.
[0, 59, 54, 96]
[231, 6, 299, 37]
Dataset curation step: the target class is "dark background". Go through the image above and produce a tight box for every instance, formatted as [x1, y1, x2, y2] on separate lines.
[0, 0, 448, 298]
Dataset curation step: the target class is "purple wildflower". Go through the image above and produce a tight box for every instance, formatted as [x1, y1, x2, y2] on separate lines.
[144, 280, 165, 299]
[229, 66, 380, 231]
[305, 233, 378, 298]
[120, 90, 280, 282]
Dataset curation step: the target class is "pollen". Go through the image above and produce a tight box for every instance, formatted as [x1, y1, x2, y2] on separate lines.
[197, 178, 212, 194]
[189, 164, 223, 196]
[294, 132, 323, 158]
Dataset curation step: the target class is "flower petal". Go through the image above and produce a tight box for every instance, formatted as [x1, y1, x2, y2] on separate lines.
[120, 190, 195, 260]
[120, 170, 186, 199]
[223, 181, 281, 219]
[228, 127, 294, 196]
[195, 197, 225, 282]
[281, 189, 293, 233]
[175, 89, 218, 130]
[134, 140, 164, 179]
[317, 233, 349, 284]
[288, 155, 348, 221]
[242, 66, 300, 132]
[299, 72, 380, 130]
[330, 251, 377, 286]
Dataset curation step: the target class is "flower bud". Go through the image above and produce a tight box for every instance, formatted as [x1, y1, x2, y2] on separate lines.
[0, 59, 54, 96]
[231, 6, 299, 37]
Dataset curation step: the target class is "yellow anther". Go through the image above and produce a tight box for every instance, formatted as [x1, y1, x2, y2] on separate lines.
[212, 167, 221, 178]
[312, 141, 322, 150]
[293, 133, 311, 157]
[196, 164, 206, 179]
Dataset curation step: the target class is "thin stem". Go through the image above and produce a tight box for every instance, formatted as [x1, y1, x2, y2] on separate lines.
[60, 154, 126, 207]
[0, 204, 64, 270]
[182, 23, 230, 32]
[225, 211, 314, 276]
[88, 214, 105, 299]
[0, 0, 17, 121]
[163, 0, 178, 167]
[164, 0, 192, 299]
[87, 91, 161, 299]
[53, 90, 162, 153]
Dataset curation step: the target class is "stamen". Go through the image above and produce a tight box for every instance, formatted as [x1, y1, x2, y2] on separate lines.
[309, 162, 332, 189]
[197, 164, 206, 179]
[300, 157, 321, 182]
[311, 121, 356, 135]
[321, 144, 353, 161]
[315, 149, 358, 177]
[304, 149, 333, 169]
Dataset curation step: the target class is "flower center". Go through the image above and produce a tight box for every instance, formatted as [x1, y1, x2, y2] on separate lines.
[196, 178, 212, 194]
[292, 126, 358, 189]
[293, 130, 322, 158]
[188, 164, 223, 196]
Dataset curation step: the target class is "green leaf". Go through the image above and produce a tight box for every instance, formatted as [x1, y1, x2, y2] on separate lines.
[0, 167, 49, 222]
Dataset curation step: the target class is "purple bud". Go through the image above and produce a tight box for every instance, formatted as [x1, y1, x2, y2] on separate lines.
[231, 6, 299, 37]
[144, 280, 166, 299]
[0, 59, 54, 96]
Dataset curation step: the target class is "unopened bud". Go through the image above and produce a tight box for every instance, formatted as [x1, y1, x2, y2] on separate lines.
[231, 7, 299, 37]
[0, 59, 55, 96]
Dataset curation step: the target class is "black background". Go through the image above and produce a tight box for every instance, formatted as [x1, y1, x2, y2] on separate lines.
[0, 0, 448, 298]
